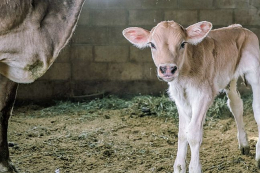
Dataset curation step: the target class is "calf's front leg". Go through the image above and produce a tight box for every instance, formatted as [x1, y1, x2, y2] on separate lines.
[186, 96, 213, 173]
[174, 107, 190, 173]
[0, 75, 18, 173]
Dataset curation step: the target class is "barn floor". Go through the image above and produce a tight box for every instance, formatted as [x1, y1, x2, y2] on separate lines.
[8, 95, 260, 173]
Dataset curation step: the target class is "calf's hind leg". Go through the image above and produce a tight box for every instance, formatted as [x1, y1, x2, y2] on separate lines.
[245, 71, 260, 168]
[225, 79, 249, 155]
[0, 75, 18, 173]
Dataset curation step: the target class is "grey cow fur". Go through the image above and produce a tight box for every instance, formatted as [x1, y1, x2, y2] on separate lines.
[0, 0, 85, 172]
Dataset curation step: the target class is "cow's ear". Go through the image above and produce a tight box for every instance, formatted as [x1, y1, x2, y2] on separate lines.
[122, 27, 150, 49]
[185, 21, 212, 45]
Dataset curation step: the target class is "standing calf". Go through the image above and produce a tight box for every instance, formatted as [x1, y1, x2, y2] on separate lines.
[122, 21, 260, 173]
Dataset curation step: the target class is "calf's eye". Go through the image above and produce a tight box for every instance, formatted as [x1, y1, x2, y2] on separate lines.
[180, 42, 187, 49]
[148, 42, 156, 49]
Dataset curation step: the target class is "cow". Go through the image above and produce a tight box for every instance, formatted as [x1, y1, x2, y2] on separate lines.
[0, 0, 85, 172]
[122, 21, 260, 173]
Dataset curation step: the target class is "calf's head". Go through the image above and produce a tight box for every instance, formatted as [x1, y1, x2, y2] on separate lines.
[122, 21, 212, 82]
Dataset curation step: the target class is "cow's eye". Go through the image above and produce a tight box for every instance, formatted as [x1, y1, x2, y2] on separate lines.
[148, 42, 156, 49]
[180, 42, 187, 49]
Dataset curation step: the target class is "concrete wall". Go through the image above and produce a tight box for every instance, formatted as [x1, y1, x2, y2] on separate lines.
[17, 0, 260, 100]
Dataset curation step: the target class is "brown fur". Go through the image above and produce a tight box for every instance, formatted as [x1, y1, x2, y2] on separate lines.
[148, 21, 259, 93]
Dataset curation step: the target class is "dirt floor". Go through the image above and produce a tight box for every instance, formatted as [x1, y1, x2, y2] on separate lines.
[7, 95, 260, 173]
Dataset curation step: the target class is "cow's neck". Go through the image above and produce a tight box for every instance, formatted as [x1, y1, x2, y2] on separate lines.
[178, 45, 194, 79]
[176, 42, 214, 88]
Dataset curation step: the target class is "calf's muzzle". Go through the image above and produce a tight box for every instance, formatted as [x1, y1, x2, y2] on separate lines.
[159, 65, 178, 76]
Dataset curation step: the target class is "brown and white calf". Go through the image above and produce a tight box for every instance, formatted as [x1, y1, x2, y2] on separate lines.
[123, 21, 260, 172]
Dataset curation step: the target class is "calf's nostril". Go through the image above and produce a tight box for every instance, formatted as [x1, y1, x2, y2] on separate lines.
[171, 66, 177, 74]
[159, 66, 167, 74]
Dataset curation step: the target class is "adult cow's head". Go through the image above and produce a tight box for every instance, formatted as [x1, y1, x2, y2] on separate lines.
[122, 21, 212, 82]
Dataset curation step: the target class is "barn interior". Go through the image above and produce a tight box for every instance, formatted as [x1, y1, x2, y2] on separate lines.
[16, 0, 260, 102]
[8, 0, 260, 172]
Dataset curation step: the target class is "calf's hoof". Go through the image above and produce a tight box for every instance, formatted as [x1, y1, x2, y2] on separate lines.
[173, 164, 186, 173]
[0, 162, 18, 173]
[240, 146, 250, 155]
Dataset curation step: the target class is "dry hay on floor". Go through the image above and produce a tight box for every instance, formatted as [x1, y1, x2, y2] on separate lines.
[9, 94, 258, 173]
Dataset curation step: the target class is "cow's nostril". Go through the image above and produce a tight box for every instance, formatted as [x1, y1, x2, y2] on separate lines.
[171, 66, 177, 74]
[159, 66, 167, 74]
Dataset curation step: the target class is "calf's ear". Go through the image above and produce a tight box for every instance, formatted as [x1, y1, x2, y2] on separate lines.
[122, 27, 150, 49]
[186, 21, 212, 45]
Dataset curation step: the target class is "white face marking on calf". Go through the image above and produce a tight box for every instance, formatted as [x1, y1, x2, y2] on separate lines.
[122, 21, 212, 82]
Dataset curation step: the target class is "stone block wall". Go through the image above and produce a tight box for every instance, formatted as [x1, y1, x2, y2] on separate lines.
[17, 0, 260, 100]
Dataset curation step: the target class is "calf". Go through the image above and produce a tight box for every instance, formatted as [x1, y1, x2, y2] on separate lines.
[123, 21, 260, 173]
